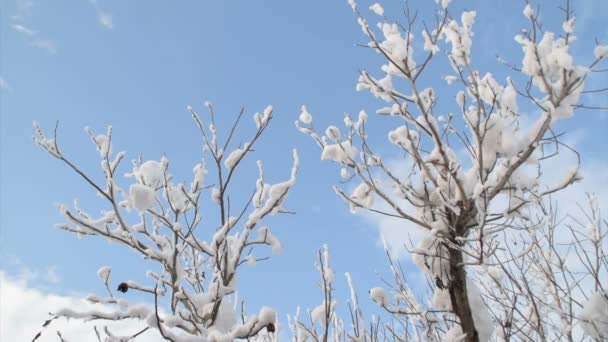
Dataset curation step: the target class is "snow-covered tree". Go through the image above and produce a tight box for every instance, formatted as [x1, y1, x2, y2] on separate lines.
[34, 103, 298, 341]
[298, 0, 607, 341]
[31, 0, 608, 341]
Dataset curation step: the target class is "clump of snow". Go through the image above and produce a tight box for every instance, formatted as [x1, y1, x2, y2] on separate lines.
[434, 0, 451, 9]
[246, 254, 256, 266]
[422, 30, 439, 54]
[432, 289, 451, 310]
[349, 182, 374, 212]
[167, 183, 189, 212]
[299, 105, 313, 124]
[467, 279, 493, 342]
[523, 4, 534, 19]
[514, 30, 585, 119]
[388, 125, 418, 150]
[224, 143, 250, 170]
[580, 291, 608, 340]
[129, 184, 156, 212]
[487, 266, 504, 282]
[369, 3, 384, 16]
[562, 17, 575, 33]
[369, 287, 390, 307]
[211, 187, 221, 203]
[444, 326, 466, 342]
[191, 161, 208, 192]
[131, 160, 164, 188]
[412, 235, 449, 281]
[213, 298, 237, 334]
[311, 301, 334, 327]
[97, 266, 111, 283]
[441, 11, 476, 66]
[94, 134, 111, 156]
[325, 126, 341, 141]
[378, 22, 416, 73]
[258, 306, 277, 326]
[321, 141, 357, 165]
[340, 167, 350, 179]
[594, 45, 608, 59]
[258, 227, 282, 254]
[586, 223, 600, 242]
[253, 105, 273, 129]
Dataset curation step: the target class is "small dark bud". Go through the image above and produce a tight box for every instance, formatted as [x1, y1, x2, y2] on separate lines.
[117, 282, 129, 293]
[266, 323, 276, 333]
[435, 276, 446, 290]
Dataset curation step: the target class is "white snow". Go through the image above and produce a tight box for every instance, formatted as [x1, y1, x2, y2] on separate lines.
[441, 11, 475, 66]
[167, 183, 189, 212]
[191, 161, 208, 192]
[369, 3, 384, 16]
[211, 187, 221, 203]
[580, 291, 608, 340]
[340, 167, 350, 179]
[325, 126, 341, 141]
[369, 287, 390, 307]
[586, 223, 600, 242]
[562, 17, 575, 33]
[321, 141, 357, 165]
[96, 266, 111, 283]
[350, 182, 374, 212]
[422, 30, 439, 54]
[299, 105, 313, 124]
[594, 45, 608, 59]
[95, 134, 111, 156]
[444, 326, 466, 342]
[523, 4, 534, 19]
[378, 23, 416, 73]
[129, 184, 156, 212]
[253, 105, 273, 129]
[435, 0, 451, 9]
[224, 143, 250, 170]
[132, 160, 164, 188]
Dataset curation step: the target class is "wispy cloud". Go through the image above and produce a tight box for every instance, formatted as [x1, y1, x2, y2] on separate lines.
[90, 0, 114, 30]
[29, 39, 58, 54]
[15, 0, 33, 19]
[10, 0, 58, 55]
[98, 11, 114, 29]
[0, 77, 12, 92]
[11, 23, 35, 36]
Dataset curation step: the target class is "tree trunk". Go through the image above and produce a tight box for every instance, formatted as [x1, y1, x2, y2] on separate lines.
[448, 245, 479, 342]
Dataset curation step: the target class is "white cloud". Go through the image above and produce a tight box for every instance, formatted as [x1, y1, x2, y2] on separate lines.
[10, 0, 58, 55]
[11, 23, 35, 36]
[16, 0, 33, 18]
[98, 11, 114, 29]
[0, 272, 164, 341]
[90, 0, 114, 30]
[0, 77, 12, 92]
[29, 39, 57, 55]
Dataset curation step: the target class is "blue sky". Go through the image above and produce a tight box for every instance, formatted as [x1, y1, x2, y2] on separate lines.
[1, 0, 607, 339]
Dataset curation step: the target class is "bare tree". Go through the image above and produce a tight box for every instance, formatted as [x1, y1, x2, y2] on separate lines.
[33, 103, 298, 341]
[297, 0, 607, 341]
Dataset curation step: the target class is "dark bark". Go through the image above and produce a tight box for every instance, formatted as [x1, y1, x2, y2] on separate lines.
[448, 243, 479, 342]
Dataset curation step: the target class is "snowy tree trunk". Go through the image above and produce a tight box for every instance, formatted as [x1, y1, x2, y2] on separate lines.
[448, 241, 478, 342]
